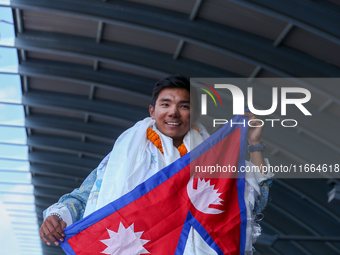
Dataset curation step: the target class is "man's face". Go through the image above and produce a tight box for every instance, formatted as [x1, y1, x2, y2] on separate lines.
[149, 88, 191, 147]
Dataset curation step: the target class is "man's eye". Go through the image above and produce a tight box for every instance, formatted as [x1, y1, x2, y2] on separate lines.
[161, 103, 169, 106]
[181, 105, 190, 109]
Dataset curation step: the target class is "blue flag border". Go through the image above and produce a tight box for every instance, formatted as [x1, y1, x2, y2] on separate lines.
[60, 114, 248, 255]
[175, 211, 225, 255]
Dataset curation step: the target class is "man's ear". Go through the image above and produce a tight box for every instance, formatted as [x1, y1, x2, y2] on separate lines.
[149, 105, 155, 119]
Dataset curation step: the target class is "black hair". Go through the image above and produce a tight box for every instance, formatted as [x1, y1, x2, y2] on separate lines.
[150, 74, 199, 112]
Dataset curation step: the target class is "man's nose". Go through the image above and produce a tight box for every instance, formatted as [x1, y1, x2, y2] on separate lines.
[168, 105, 179, 117]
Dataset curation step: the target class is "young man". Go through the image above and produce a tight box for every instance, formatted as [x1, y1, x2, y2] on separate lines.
[40, 75, 272, 254]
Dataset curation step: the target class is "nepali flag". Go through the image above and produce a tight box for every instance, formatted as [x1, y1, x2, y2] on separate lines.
[60, 114, 248, 255]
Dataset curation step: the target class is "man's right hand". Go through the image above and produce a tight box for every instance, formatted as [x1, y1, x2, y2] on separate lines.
[39, 215, 67, 246]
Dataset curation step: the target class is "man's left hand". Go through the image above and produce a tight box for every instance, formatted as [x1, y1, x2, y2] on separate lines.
[242, 112, 263, 145]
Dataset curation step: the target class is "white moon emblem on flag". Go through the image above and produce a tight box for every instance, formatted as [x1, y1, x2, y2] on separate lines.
[100, 222, 150, 255]
[187, 178, 224, 214]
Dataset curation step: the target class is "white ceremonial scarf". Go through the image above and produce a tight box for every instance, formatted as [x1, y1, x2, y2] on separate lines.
[84, 117, 205, 216]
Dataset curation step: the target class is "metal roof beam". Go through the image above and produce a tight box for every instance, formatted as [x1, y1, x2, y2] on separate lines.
[248, 65, 262, 80]
[277, 235, 340, 242]
[274, 179, 340, 223]
[41, 245, 64, 250]
[318, 99, 333, 113]
[30, 163, 90, 181]
[273, 23, 294, 47]
[14, 8, 23, 33]
[260, 218, 311, 254]
[25, 114, 123, 142]
[22, 90, 146, 128]
[267, 181, 340, 252]
[16, 34, 170, 79]
[35, 196, 62, 208]
[12, 31, 340, 108]
[12, 30, 238, 78]
[6, 0, 340, 79]
[41, 248, 65, 255]
[258, 234, 340, 246]
[89, 85, 95, 101]
[17, 59, 155, 107]
[29, 150, 99, 171]
[41, 250, 64, 255]
[27, 134, 111, 159]
[228, 0, 340, 44]
[31, 175, 82, 191]
[189, 0, 204, 21]
[96, 21, 104, 44]
[40, 244, 64, 251]
[173, 39, 185, 60]
[264, 123, 339, 167]
[269, 202, 340, 253]
[14, 8, 27, 63]
[33, 187, 67, 200]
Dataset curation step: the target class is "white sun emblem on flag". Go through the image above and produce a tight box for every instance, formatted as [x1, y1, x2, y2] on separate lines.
[100, 222, 150, 255]
[187, 178, 224, 214]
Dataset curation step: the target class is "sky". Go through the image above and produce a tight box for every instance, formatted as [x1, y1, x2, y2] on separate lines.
[0, 6, 43, 255]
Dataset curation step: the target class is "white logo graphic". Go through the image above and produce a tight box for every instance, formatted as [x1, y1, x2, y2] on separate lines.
[187, 178, 224, 214]
[100, 222, 150, 255]
[202, 84, 312, 116]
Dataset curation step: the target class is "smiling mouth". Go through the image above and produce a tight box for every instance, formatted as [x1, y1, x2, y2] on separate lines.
[165, 121, 181, 126]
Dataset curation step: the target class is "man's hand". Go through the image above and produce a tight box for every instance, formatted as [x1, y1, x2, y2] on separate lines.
[242, 112, 267, 174]
[242, 112, 263, 145]
[39, 215, 66, 246]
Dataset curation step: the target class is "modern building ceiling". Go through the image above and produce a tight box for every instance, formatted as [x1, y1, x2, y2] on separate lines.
[1, 0, 340, 254]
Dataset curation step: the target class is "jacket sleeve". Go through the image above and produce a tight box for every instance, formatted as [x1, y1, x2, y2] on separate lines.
[43, 168, 97, 226]
[245, 158, 274, 214]
[253, 178, 273, 214]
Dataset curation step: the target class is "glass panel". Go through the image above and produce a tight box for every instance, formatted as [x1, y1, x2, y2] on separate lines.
[0, 104, 24, 126]
[1, 204, 36, 211]
[0, 144, 28, 160]
[0, 200, 22, 255]
[2, 195, 35, 205]
[0, 74, 22, 103]
[0, 7, 14, 46]
[0, 126, 26, 144]
[0, 7, 42, 255]
[0, 171, 31, 184]
[0, 183, 33, 193]
[0, 159, 29, 171]
[0, 47, 18, 73]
